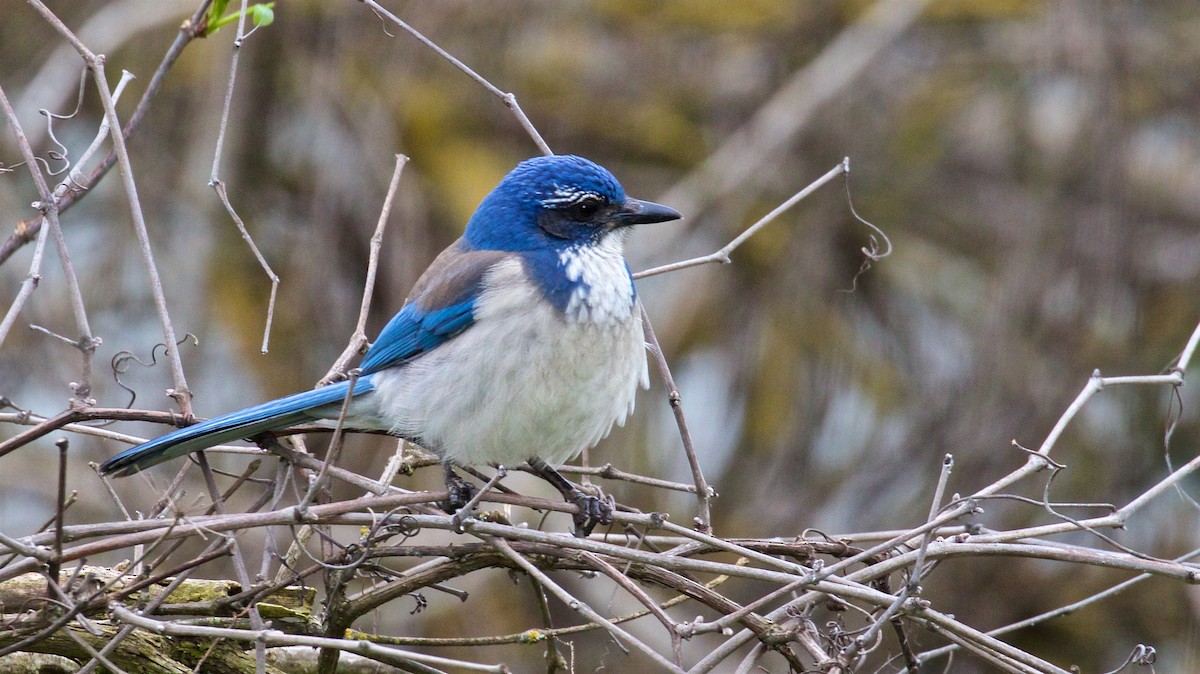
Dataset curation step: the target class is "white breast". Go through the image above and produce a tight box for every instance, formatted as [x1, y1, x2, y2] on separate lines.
[364, 248, 649, 467]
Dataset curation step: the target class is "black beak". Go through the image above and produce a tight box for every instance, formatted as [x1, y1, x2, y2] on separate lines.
[612, 197, 682, 227]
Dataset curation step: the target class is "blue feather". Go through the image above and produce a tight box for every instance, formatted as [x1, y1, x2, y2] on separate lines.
[359, 300, 476, 374]
[99, 375, 376, 476]
[360, 242, 504, 373]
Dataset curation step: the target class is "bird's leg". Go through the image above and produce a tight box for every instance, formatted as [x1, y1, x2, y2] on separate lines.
[439, 464, 477, 514]
[528, 457, 613, 537]
[449, 465, 508, 533]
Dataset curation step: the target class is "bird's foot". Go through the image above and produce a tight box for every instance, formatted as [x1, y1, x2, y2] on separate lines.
[439, 467, 477, 514]
[526, 457, 616, 537]
[568, 487, 614, 538]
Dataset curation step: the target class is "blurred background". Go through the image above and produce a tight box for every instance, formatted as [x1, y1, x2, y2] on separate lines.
[2, 0, 1200, 671]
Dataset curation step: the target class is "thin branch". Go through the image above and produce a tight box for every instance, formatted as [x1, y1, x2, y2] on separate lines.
[908, 454, 954, 592]
[917, 546, 1200, 665]
[0, 0, 213, 267]
[555, 463, 701, 494]
[1175, 318, 1200, 373]
[358, 0, 552, 155]
[298, 371, 362, 514]
[450, 466, 507, 533]
[488, 537, 685, 674]
[0, 69, 136, 392]
[207, 0, 279, 354]
[635, 159, 848, 279]
[641, 304, 713, 532]
[26, 11, 199, 414]
[321, 154, 409, 384]
[580, 551, 684, 667]
[974, 369, 1184, 500]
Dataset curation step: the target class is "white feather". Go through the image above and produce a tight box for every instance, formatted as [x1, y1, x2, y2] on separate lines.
[357, 240, 648, 467]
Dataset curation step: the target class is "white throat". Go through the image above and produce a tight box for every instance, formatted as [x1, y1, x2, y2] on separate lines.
[558, 232, 636, 325]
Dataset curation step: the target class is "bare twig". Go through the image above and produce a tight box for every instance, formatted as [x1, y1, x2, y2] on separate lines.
[555, 462, 701, 494]
[641, 304, 713, 533]
[0, 83, 58, 349]
[0, 0, 213, 267]
[298, 371, 362, 514]
[450, 466, 507, 533]
[358, 0, 552, 155]
[636, 160, 848, 279]
[488, 537, 685, 674]
[208, 0, 279, 353]
[29, 8, 195, 414]
[909, 454, 954, 592]
[320, 154, 410, 384]
[917, 546, 1200, 665]
[581, 551, 684, 667]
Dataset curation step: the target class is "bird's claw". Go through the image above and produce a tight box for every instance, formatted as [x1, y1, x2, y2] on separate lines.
[439, 471, 477, 515]
[569, 489, 614, 537]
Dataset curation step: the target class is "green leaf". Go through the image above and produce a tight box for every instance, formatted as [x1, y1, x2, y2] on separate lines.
[204, 0, 231, 34]
[250, 5, 274, 27]
[206, 2, 275, 36]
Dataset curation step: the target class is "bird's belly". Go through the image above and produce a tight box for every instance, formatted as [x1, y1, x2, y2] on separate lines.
[367, 301, 647, 467]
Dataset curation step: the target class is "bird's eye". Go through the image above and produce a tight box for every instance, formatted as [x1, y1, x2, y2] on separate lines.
[570, 199, 601, 219]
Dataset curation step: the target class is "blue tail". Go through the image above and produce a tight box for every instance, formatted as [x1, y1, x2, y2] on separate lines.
[100, 375, 377, 477]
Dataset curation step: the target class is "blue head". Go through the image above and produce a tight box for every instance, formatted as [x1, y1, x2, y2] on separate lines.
[463, 155, 680, 252]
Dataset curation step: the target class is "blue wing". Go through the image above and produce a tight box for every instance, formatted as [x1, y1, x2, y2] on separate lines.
[99, 376, 375, 477]
[358, 301, 476, 374]
[359, 242, 506, 373]
[101, 240, 509, 477]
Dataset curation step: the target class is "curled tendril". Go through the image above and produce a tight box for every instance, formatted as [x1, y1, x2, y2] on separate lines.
[110, 333, 200, 409]
[838, 169, 893, 294]
[26, 70, 89, 180]
[800, 527, 839, 544]
[370, 6, 396, 37]
[1103, 644, 1156, 674]
[384, 514, 422, 540]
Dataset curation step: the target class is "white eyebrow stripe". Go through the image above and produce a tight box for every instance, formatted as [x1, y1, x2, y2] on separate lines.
[541, 187, 603, 208]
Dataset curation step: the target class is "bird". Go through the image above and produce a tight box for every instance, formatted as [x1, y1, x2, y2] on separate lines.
[99, 154, 681, 536]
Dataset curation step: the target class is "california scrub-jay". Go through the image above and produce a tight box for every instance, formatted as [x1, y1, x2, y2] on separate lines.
[100, 154, 681, 536]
